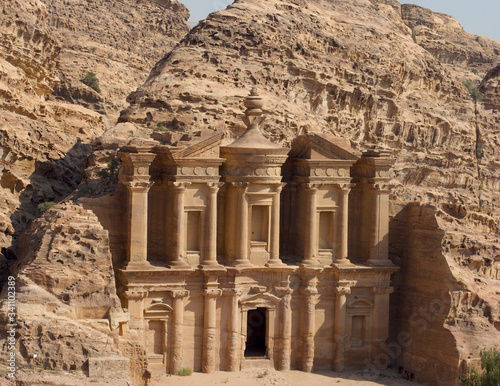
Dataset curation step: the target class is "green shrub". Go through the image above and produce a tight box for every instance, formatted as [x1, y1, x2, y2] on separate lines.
[96, 158, 118, 178]
[472, 68, 479, 76]
[463, 81, 482, 104]
[154, 123, 168, 132]
[177, 368, 192, 376]
[90, 47, 97, 54]
[36, 201, 57, 217]
[81, 71, 101, 93]
[461, 348, 500, 385]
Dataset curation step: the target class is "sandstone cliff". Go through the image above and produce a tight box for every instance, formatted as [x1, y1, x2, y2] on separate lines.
[43, 0, 191, 119]
[117, 0, 499, 383]
[0, 0, 109, 283]
[0, 203, 140, 380]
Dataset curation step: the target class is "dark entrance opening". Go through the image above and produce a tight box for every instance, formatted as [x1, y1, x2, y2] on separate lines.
[244, 308, 267, 358]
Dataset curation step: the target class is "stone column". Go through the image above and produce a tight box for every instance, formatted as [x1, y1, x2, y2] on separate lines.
[300, 277, 318, 372]
[233, 183, 252, 267]
[371, 286, 393, 357]
[267, 184, 284, 267]
[170, 289, 188, 374]
[333, 286, 351, 372]
[334, 185, 351, 265]
[303, 184, 321, 266]
[202, 288, 222, 373]
[201, 183, 223, 268]
[119, 149, 156, 270]
[367, 184, 391, 266]
[279, 288, 293, 371]
[124, 181, 153, 269]
[169, 182, 190, 268]
[227, 289, 242, 371]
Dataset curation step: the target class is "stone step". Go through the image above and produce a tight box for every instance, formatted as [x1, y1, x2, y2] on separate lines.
[241, 357, 273, 370]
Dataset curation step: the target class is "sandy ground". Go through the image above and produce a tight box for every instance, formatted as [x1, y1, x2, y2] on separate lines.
[151, 368, 421, 386]
[0, 367, 421, 385]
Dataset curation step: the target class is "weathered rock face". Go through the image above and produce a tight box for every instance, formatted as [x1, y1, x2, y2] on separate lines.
[389, 203, 500, 386]
[0, 0, 109, 281]
[0, 203, 130, 375]
[43, 0, 191, 119]
[401, 4, 500, 71]
[480, 64, 500, 111]
[117, 0, 499, 383]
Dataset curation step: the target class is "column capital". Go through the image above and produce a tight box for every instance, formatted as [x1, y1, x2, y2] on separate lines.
[206, 182, 223, 193]
[203, 289, 222, 298]
[367, 181, 391, 193]
[170, 289, 189, 299]
[123, 181, 153, 192]
[302, 182, 323, 191]
[168, 181, 191, 190]
[124, 290, 148, 300]
[335, 183, 353, 191]
[333, 286, 353, 295]
[275, 287, 293, 297]
[372, 286, 394, 295]
[223, 288, 243, 297]
[273, 183, 284, 194]
[232, 181, 250, 193]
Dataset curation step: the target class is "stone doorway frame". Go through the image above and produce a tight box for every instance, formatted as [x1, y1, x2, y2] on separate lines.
[239, 292, 281, 365]
[144, 303, 173, 372]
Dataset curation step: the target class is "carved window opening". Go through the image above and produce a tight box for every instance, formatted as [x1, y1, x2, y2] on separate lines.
[251, 205, 269, 246]
[148, 320, 164, 355]
[350, 315, 365, 348]
[244, 307, 267, 358]
[186, 210, 202, 253]
[318, 211, 334, 251]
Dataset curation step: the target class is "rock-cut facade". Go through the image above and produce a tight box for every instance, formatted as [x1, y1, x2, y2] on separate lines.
[107, 89, 397, 374]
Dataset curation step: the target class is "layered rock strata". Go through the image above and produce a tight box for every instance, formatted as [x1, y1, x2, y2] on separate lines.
[0, 204, 137, 379]
[43, 0, 191, 118]
[0, 0, 108, 281]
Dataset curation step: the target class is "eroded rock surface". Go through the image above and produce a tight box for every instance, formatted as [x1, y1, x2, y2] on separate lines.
[44, 0, 191, 119]
[0, 203, 130, 375]
[0, 0, 108, 278]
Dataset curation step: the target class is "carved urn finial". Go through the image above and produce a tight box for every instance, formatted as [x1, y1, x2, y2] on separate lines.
[244, 87, 264, 117]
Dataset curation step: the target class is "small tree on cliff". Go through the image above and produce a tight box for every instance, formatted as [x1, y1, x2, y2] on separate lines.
[461, 348, 500, 386]
[81, 71, 101, 93]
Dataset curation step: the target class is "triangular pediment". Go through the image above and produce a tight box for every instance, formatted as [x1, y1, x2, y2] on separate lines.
[170, 132, 223, 159]
[290, 133, 359, 161]
[239, 292, 281, 308]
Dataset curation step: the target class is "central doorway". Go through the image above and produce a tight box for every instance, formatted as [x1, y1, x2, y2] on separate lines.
[244, 308, 267, 358]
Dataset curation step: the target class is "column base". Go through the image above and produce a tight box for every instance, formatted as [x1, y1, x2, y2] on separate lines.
[122, 261, 154, 270]
[168, 258, 191, 269]
[366, 258, 395, 267]
[331, 258, 353, 267]
[265, 258, 286, 267]
[233, 259, 254, 268]
[299, 259, 322, 268]
[199, 260, 225, 270]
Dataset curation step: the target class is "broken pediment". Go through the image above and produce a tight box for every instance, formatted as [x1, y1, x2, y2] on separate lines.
[169, 131, 224, 160]
[289, 133, 360, 161]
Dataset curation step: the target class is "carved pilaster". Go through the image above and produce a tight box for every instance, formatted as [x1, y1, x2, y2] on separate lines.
[202, 287, 222, 373]
[170, 289, 188, 373]
[334, 184, 352, 265]
[302, 183, 323, 267]
[233, 183, 252, 267]
[225, 288, 243, 371]
[333, 284, 353, 372]
[168, 182, 191, 269]
[299, 277, 319, 372]
[267, 183, 285, 267]
[201, 182, 223, 268]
